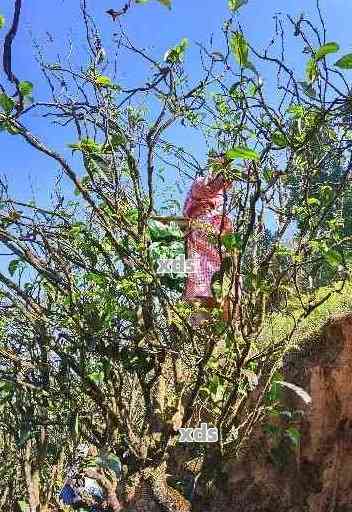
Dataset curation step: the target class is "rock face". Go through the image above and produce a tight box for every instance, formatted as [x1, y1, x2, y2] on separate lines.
[197, 313, 352, 512]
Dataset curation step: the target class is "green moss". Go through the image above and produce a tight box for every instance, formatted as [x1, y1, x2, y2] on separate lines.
[259, 280, 352, 355]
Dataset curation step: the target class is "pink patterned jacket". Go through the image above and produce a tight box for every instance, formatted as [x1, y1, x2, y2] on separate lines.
[183, 173, 233, 300]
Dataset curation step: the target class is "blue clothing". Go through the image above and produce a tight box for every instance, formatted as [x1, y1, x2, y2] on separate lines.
[60, 484, 79, 505]
[59, 449, 121, 511]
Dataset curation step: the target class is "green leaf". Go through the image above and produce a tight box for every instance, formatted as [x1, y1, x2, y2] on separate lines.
[85, 272, 105, 285]
[225, 146, 259, 161]
[0, 94, 15, 113]
[314, 42, 339, 61]
[0, 15, 5, 29]
[230, 32, 248, 67]
[148, 219, 183, 242]
[319, 184, 334, 203]
[271, 131, 288, 148]
[158, 0, 172, 8]
[335, 53, 352, 69]
[228, 0, 248, 12]
[285, 427, 301, 447]
[287, 104, 305, 118]
[94, 75, 113, 88]
[69, 138, 103, 154]
[164, 38, 188, 64]
[324, 249, 343, 268]
[306, 58, 318, 83]
[8, 259, 22, 276]
[307, 196, 321, 207]
[18, 501, 29, 512]
[18, 81, 33, 97]
[88, 371, 104, 384]
[136, 0, 150, 3]
[222, 233, 242, 250]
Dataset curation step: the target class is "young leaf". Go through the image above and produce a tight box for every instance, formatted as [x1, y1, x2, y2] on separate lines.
[226, 146, 259, 161]
[307, 197, 321, 207]
[0, 94, 15, 113]
[314, 42, 339, 61]
[0, 15, 5, 29]
[158, 0, 172, 8]
[230, 32, 248, 67]
[335, 53, 352, 69]
[228, 0, 248, 12]
[18, 81, 33, 97]
[306, 58, 318, 83]
[164, 38, 188, 64]
[94, 75, 113, 88]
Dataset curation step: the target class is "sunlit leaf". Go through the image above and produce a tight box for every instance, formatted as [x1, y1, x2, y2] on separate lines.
[335, 53, 352, 69]
[18, 81, 33, 97]
[0, 15, 5, 29]
[230, 32, 248, 67]
[306, 58, 318, 83]
[226, 146, 259, 161]
[287, 104, 305, 118]
[228, 0, 248, 12]
[307, 197, 321, 207]
[94, 75, 113, 88]
[164, 38, 188, 64]
[88, 371, 104, 384]
[314, 42, 339, 61]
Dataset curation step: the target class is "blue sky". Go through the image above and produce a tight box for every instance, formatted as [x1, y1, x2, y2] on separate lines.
[0, 0, 352, 210]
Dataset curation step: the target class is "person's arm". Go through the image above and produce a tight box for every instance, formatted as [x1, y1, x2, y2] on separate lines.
[149, 215, 189, 231]
[105, 492, 124, 511]
[84, 468, 123, 512]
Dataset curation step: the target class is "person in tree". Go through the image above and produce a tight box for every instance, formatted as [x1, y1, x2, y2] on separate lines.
[59, 445, 123, 511]
[183, 152, 240, 325]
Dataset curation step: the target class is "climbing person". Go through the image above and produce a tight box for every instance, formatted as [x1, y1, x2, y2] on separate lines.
[183, 152, 240, 326]
[59, 444, 123, 511]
